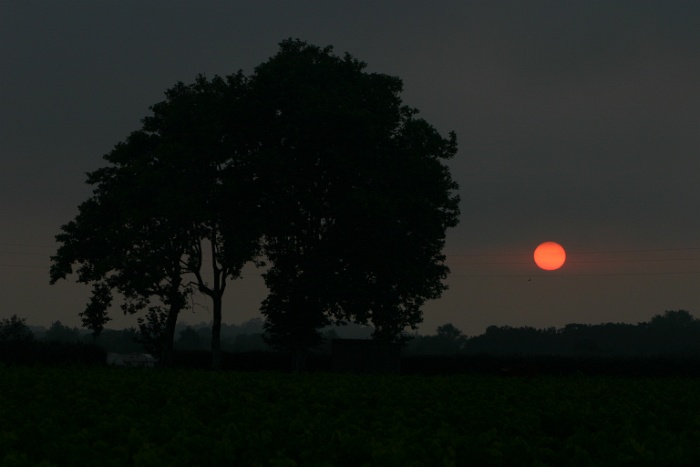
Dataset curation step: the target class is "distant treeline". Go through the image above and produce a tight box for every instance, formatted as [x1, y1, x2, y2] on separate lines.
[405, 310, 700, 357]
[18, 318, 272, 354]
[19, 317, 373, 355]
[3, 310, 700, 371]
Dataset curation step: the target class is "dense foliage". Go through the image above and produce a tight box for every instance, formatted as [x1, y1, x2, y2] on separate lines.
[50, 39, 460, 369]
[2, 367, 700, 466]
[250, 40, 459, 357]
[50, 74, 259, 369]
[0, 315, 34, 343]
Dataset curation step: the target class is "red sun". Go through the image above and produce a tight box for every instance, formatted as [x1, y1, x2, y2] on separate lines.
[534, 242, 566, 270]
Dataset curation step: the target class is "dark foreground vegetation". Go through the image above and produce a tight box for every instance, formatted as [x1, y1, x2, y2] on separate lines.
[2, 366, 700, 466]
[4, 313, 700, 464]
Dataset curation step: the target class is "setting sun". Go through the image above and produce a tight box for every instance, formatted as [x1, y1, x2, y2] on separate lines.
[534, 241, 566, 270]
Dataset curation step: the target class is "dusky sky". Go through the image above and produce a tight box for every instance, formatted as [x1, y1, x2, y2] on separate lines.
[2, 1, 699, 336]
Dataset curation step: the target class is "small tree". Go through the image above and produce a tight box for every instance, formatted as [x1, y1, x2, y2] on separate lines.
[134, 307, 170, 356]
[435, 323, 467, 354]
[0, 315, 34, 343]
[177, 326, 204, 351]
[650, 310, 697, 330]
[44, 321, 81, 343]
[648, 310, 700, 353]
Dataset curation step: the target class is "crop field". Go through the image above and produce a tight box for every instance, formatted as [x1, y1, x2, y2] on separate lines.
[2, 366, 700, 466]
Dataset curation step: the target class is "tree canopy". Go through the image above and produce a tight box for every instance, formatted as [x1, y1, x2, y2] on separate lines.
[51, 39, 460, 369]
[250, 41, 459, 362]
[0, 315, 35, 343]
[51, 74, 261, 368]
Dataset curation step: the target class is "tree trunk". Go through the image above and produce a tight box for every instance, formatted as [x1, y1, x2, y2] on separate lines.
[160, 303, 180, 367]
[211, 292, 223, 370]
[160, 273, 183, 367]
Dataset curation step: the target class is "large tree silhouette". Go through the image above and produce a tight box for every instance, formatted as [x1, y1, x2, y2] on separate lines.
[51, 75, 261, 368]
[52, 40, 459, 370]
[250, 40, 460, 367]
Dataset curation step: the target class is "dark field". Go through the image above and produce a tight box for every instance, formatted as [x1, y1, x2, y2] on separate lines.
[2, 365, 700, 466]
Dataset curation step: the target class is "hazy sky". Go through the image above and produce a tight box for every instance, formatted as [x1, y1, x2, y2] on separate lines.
[2, 1, 700, 336]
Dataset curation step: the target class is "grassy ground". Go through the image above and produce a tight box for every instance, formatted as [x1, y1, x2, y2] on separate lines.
[2, 366, 700, 466]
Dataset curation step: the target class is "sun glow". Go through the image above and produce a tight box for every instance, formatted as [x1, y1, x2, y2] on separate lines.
[534, 241, 566, 270]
